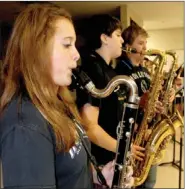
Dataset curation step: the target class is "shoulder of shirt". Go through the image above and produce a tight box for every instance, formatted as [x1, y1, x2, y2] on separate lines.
[0, 96, 53, 144]
[80, 52, 105, 73]
[115, 58, 133, 75]
[81, 51, 105, 64]
[140, 66, 150, 73]
[81, 51, 97, 61]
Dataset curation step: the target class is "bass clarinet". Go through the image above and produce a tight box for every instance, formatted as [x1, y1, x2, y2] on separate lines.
[72, 67, 140, 188]
[111, 81, 140, 188]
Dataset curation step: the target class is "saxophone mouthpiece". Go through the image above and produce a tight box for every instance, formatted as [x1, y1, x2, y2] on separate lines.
[122, 47, 138, 54]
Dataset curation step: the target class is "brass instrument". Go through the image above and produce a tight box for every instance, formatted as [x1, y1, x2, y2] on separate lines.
[133, 49, 167, 186]
[143, 57, 158, 80]
[160, 50, 178, 115]
[151, 51, 183, 165]
[122, 47, 137, 54]
[150, 109, 183, 166]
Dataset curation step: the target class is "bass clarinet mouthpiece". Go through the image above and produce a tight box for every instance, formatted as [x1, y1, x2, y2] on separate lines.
[72, 67, 92, 88]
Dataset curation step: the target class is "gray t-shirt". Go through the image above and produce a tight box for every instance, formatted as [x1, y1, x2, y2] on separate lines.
[0, 95, 93, 189]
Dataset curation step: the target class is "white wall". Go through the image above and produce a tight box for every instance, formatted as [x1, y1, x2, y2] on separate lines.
[120, 5, 143, 29]
[146, 27, 184, 71]
[147, 28, 184, 50]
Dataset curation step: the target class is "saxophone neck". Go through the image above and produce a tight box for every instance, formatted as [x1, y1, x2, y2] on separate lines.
[166, 50, 178, 73]
[165, 50, 177, 61]
[160, 51, 178, 112]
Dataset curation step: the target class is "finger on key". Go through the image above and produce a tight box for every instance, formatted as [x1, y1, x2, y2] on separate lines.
[124, 177, 134, 188]
[126, 166, 133, 177]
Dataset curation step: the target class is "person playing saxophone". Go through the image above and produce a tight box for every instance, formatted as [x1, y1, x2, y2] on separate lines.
[75, 14, 145, 187]
[115, 24, 175, 188]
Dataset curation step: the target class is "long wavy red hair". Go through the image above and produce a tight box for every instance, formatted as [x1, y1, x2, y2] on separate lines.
[0, 3, 81, 152]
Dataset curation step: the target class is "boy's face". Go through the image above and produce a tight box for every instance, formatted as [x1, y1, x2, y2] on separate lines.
[105, 29, 124, 59]
[129, 34, 147, 62]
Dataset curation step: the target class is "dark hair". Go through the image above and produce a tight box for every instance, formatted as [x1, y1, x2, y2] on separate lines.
[84, 14, 122, 50]
[122, 24, 149, 47]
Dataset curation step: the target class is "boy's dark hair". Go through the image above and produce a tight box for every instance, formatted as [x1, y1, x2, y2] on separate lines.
[122, 24, 149, 47]
[84, 14, 122, 50]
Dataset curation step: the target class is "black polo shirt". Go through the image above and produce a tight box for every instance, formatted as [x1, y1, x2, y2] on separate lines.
[115, 55, 151, 97]
[115, 55, 151, 125]
[76, 51, 126, 165]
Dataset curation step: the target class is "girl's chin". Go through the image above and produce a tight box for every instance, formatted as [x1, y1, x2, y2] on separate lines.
[59, 77, 72, 87]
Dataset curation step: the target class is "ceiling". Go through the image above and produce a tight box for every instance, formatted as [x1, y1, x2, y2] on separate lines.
[53, 1, 184, 30]
[0, 1, 184, 30]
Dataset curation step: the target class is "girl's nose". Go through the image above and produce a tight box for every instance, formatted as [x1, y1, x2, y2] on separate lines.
[73, 47, 80, 62]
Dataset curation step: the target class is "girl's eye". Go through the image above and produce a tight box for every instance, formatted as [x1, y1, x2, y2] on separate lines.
[63, 44, 72, 48]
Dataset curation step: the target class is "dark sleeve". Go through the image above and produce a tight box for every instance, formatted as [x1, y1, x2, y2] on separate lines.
[1, 125, 56, 189]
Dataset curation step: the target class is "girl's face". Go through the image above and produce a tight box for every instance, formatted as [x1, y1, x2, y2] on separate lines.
[51, 18, 80, 87]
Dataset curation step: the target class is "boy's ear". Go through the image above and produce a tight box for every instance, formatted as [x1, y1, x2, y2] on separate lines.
[100, 33, 108, 45]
